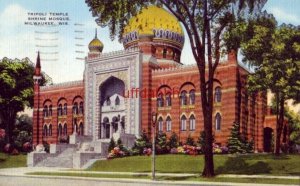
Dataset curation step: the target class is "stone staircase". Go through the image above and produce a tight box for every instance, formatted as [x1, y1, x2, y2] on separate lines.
[35, 146, 77, 168]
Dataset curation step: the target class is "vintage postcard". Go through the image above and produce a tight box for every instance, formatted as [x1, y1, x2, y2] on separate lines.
[0, 0, 299, 185]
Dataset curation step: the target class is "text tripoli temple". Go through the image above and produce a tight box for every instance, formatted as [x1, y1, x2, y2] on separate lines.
[28, 6, 282, 168]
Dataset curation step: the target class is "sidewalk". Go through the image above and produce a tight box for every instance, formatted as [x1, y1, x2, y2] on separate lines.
[0, 167, 299, 186]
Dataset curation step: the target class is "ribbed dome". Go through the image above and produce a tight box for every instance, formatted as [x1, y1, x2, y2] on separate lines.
[123, 6, 184, 48]
[88, 29, 104, 52]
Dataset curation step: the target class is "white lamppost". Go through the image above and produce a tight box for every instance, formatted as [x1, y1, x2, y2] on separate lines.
[151, 111, 158, 180]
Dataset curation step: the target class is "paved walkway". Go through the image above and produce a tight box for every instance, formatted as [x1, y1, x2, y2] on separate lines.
[0, 167, 299, 186]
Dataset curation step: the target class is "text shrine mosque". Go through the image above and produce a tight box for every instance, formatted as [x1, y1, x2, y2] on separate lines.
[28, 6, 285, 168]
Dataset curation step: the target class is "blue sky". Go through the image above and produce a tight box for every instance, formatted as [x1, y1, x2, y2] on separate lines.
[0, 0, 299, 83]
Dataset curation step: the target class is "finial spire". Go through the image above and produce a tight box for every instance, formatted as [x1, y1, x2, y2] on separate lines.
[36, 51, 41, 68]
[34, 51, 41, 76]
[95, 28, 97, 39]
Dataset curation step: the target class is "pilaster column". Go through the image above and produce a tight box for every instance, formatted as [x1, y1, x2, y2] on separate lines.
[110, 123, 113, 139]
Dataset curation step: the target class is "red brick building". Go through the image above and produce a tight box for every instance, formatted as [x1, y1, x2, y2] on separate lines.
[32, 6, 284, 152]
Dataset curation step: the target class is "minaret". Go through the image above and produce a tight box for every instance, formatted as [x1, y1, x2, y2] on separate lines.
[33, 52, 42, 146]
[88, 28, 104, 58]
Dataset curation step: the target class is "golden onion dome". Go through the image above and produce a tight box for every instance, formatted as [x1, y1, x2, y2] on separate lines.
[88, 29, 104, 52]
[123, 6, 184, 47]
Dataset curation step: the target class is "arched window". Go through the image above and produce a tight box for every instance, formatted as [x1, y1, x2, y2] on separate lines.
[79, 102, 84, 114]
[63, 103, 67, 115]
[58, 104, 63, 116]
[172, 49, 176, 60]
[74, 124, 78, 134]
[215, 87, 222, 102]
[48, 124, 52, 136]
[189, 115, 196, 131]
[79, 123, 84, 136]
[58, 124, 62, 136]
[63, 124, 67, 136]
[106, 98, 111, 106]
[43, 125, 48, 137]
[180, 91, 187, 106]
[166, 116, 172, 132]
[158, 117, 163, 132]
[163, 48, 167, 58]
[157, 94, 164, 107]
[166, 93, 172, 107]
[115, 96, 120, 106]
[180, 115, 187, 131]
[215, 113, 221, 131]
[189, 90, 195, 105]
[49, 105, 52, 116]
[73, 103, 78, 114]
[43, 106, 48, 117]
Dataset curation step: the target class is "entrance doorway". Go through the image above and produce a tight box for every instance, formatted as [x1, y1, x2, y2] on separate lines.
[264, 127, 273, 152]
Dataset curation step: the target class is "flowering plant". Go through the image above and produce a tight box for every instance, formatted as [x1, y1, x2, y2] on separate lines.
[23, 142, 32, 152]
[0, 129, 5, 139]
[107, 147, 125, 159]
[213, 143, 228, 154]
[170, 148, 178, 154]
[176, 145, 201, 155]
[143, 148, 152, 156]
[4, 143, 12, 153]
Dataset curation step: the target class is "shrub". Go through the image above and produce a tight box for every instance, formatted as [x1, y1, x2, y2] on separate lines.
[22, 142, 32, 152]
[167, 132, 179, 149]
[228, 122, 254, 154]
[4, 143, 13, 153]
[186, 134, 195, 146]
[108, 138, 116, 152]
[13, 131, 32, 152]
[170, 148, 178, 154]
[143, 148, 152, 156]
[155, 132, 168, 154]
[198, 131, 215, 149]
[107, 147, 125, 159]
[59, 136, 69, 144]
[11, 148, 19, 155]
[132, 131, 151, 155]
[107, 138, 131, 159]
[42, 141, 50, 153]
[0, 129, 5, 139]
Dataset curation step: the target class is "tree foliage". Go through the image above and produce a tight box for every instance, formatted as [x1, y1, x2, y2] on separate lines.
[244, 24, 300, 155]
[0, 57, 46, 143]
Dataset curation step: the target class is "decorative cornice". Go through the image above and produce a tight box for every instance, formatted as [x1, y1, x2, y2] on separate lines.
[40, 80, 83, 91]
[152, 63, 197, 74]
[86, 48, 140, 63]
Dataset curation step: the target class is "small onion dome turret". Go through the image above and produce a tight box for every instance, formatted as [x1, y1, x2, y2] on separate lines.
[122, 6, 185, 49]
[88, 29, 104, 53]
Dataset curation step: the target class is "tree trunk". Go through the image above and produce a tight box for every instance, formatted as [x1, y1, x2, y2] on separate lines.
[2, 109, 16, 144]
[275, 96, 285, 156]
[202, 113, 214, 177]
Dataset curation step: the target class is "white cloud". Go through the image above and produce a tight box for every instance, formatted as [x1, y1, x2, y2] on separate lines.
[268, 7, 300, 24]
[0, 4, 28, 27]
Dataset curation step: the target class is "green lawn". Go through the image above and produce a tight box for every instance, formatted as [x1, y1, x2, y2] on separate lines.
[0, 153, 27, 168]
[88, 154, 300, 176]
[28, 172, 300, 185]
